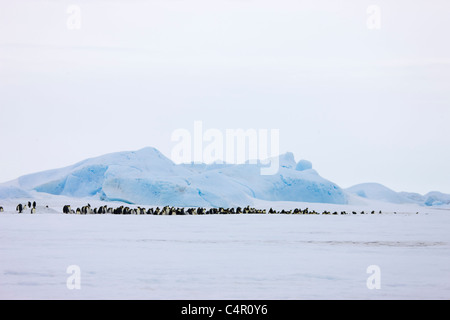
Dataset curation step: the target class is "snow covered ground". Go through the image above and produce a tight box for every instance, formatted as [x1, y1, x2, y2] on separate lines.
[1, 196, 449, 300]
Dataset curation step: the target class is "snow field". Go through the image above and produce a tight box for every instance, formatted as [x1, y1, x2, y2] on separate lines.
[1, 209, 449, 300]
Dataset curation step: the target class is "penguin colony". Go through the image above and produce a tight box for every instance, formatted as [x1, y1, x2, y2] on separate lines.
[0, 203, 418, 215]
[61, 204, 387, 215]
[9, 201, 37, 214]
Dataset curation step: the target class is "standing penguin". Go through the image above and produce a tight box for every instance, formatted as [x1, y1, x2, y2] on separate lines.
[33, 201, 36, 209]
[16, 204, 23, 213]
[0, 206, 3, 212]
[31, 207, 36, 214]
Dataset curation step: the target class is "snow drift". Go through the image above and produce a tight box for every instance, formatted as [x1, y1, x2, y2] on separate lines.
[346, 183, 450, 208]
[346, 183, 413, 204]
[0, 185, 30, 200]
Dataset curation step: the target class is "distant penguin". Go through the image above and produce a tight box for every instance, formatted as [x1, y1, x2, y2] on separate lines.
[0, 206, 3, 212]
[28, 201, 31, 208]
[31, 207, 36, 214]
[33, 201, 36, 209]
[16, 204, 23, 213]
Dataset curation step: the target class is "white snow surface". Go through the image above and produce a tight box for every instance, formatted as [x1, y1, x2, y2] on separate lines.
[0, 196, 449, 300]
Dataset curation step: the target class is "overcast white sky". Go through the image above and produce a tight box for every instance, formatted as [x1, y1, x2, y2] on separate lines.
[0, 0, 449, 194]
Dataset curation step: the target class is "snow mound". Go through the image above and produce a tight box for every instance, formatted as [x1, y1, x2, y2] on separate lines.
[296, 160, 313, 171]
[346, 183, 413, 204]
[278, 152, 296, 169]
[399, 192, 425, 204]
[347, 183, 450, 208]
[0, 185, 30, 199]
[423, 191, 450, 207]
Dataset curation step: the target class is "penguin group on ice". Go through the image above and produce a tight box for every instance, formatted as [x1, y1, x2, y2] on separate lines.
[60, 204, 386, 215]
[13, 201, 36, 214]
[0, 203, 417, 215]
